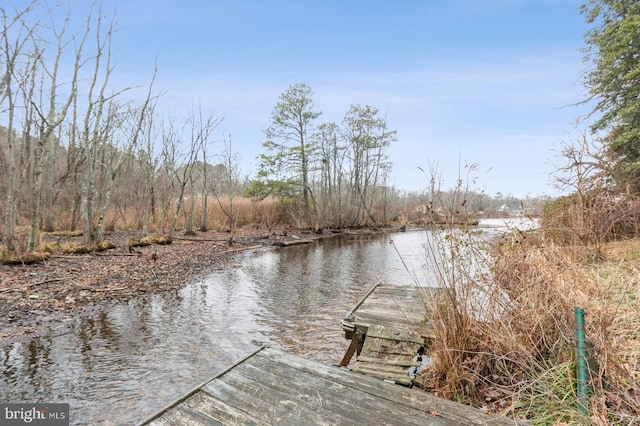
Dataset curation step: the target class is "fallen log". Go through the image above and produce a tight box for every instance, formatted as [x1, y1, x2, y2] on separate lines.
[273, 239, 314, 246]
[216, 245, 262, 255]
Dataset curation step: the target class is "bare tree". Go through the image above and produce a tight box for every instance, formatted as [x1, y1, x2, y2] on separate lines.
[161, 116, 201, 238]
[1, 2, 38, 254]
[73, 7, 146, 245]
[312, 122, 345, 227]
[184, 165, 201, 235]
[24, 10, 88, 251]
[194, 104, 222, 232]
[342, 105, 395, 225]
[136, 100, 160, 237]
[214, 135, 242, 241]
[549, 132, 627, 250]
[553, 133, 612, 194]
[94, 89, 156, 242]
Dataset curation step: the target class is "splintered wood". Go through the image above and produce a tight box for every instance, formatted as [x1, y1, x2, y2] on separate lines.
[352, 324, 424, 386]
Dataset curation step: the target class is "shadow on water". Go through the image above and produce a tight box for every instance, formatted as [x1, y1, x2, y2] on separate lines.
[0, 230, 442, 425]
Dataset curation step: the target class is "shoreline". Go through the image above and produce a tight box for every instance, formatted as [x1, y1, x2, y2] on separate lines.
[0, 225, 408, 346]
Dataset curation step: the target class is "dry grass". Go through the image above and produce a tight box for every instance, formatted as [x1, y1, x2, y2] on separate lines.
[415, 225, 640, 425]
[0, 252, 50, 265]
[1, 197, 284, 255]
[128, 235, 172, 248]
[60, 242, 116, 254]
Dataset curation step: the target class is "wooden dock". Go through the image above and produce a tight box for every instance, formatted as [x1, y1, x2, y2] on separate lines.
[339, 283, 438, 383]
[140, 347, 519, 425]
[341, 283, 437, 341]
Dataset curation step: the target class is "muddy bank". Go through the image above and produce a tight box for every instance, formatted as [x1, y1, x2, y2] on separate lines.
[0, 225, 405, 345]
[0, 227, 329, 344]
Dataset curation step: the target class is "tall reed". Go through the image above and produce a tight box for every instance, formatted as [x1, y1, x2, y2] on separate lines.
[414, 217, 640, 424]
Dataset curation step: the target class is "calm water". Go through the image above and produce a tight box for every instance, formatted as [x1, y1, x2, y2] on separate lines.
[0, 219, 531, 425]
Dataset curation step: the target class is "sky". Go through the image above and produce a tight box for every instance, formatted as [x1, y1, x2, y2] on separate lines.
[36, 0, 595, 198]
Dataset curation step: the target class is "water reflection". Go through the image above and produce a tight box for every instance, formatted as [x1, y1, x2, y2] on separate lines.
[0, 229, 463, 425]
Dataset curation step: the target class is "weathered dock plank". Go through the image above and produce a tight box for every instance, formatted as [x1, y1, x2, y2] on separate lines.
[351, 325, 424, 386]
[148, 403, 224, 426]
[182, 391, 266, 426]
[234, 353, 428, 426]
[259, 348, 518, 425]
[340, 283, 438, 380]
[210, 368, 367, 425]
[141, 347, 521, 426]
[341, 283, 438, 341]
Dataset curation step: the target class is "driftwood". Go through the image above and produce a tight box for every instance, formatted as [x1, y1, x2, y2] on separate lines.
[273, 239, 314, 247]
[172, 237, 228, 242]
[0, 278, 63, 293]
[91, 252, 142, 257]
[216, 245, 262, 255]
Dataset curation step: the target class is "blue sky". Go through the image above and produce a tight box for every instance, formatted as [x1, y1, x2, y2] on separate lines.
[47, 0, 592, 198]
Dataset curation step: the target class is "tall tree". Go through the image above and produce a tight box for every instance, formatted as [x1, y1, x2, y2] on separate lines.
[581, 0, 640, 191]
[136, 102, 160, 237]
[254, 83, 321, 216]
[342, 105, 396, 225]
[0, 2, 38, 254]
[26, 11, 88, 251]
[161, 111, 207, 238]
[77, 9, 130, 245]
[215, 135, 242, 240]
[194, 103, 223, 232]
[312, 122, 345, 226]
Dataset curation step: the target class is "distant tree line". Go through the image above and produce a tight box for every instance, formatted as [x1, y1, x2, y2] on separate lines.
[0, 2, 549, 258]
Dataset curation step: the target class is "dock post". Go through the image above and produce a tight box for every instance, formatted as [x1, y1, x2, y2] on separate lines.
[340, 330, 364, 366]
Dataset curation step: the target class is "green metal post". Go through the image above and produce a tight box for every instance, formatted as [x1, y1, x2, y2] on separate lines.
[574, 306, 588, 415]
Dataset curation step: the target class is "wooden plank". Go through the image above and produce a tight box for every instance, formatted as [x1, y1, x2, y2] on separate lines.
[182, 390, 268, 426]
[355, 356, 422, 367]
[357, 299, 429, 311]
[350, 365, 414, 386]
[355, 308, 426, 321]
[364, 286, 438, 304]
[144, 347, 520, 426]
[146, 404, 224, 426]
[353, 325, 423, 385]
[343, 282, 381, 322]
[138, 346, 266, 426]
[347, 285, 438, 312]
[202, 377, 337, 425]
[258, 349, 518, 425]
[339, 333, 359, 366]
[341, 284, 438, 340]
[237, 352, 439, 426]
[217, 367, 391, 425]
[365, 325, 424, 344]
[350, 316, 435, 339]
[351, 319, 430, 332]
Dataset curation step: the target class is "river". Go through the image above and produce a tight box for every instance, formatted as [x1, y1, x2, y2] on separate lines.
[0, 218, 534, 425]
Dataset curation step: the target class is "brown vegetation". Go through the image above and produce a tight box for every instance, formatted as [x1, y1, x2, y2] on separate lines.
[415, 192, 640, 424]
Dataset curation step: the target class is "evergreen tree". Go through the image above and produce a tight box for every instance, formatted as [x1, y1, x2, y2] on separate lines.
[250, 83, 321, 213]
[582, 0, 640, 191]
